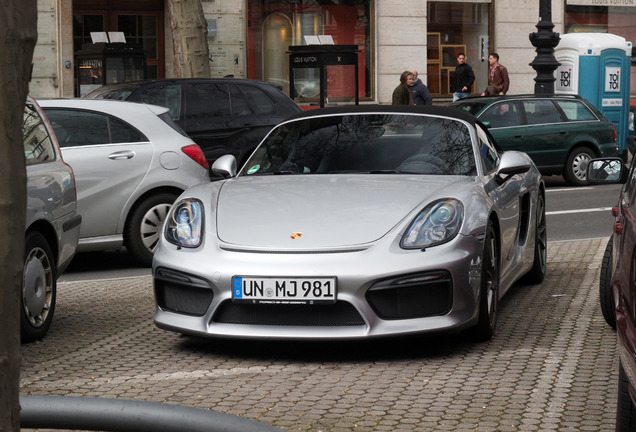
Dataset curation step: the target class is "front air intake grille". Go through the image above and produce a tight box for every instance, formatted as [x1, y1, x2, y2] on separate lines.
[154, 267, 214, 316]
[366, 271, 453, 319]
[213, 301, 365, 326]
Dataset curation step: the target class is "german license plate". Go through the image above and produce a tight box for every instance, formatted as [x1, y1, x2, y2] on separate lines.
[232, 276, 337, 304]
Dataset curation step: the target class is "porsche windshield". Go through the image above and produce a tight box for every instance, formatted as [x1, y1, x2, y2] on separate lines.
[241, 113, 476, 176]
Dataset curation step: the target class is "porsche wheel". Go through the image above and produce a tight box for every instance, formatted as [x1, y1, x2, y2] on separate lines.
[471, 222, 499, 341]
[600, 237, 616, 329]
[523, 192, 547, 285]
[21, 231, 57, 343]
[125, 192, 178, 267]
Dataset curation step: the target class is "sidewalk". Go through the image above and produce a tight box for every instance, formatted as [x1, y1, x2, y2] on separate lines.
[20, 238, 618, 432]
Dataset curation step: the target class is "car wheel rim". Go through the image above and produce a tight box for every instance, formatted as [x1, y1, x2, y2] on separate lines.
[572, 153, 592, 181]
[140, 202, 172, 253]
[23, 247, 53, 328]
[485, 234, 498, 329]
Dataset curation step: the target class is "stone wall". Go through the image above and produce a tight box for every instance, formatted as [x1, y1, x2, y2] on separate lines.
[493, 0, 565, 95]
[202, 0, 246, 78]
[31, 0, 60, 97]
[376, 1, 428, 104]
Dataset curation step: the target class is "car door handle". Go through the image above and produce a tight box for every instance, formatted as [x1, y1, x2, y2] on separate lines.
[108, 151, 135, 160]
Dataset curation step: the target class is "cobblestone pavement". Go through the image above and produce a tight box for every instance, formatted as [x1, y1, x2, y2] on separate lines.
[20, 238, 618, 432]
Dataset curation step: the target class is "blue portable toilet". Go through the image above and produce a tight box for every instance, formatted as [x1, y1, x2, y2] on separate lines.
[554, 33, 632, 160]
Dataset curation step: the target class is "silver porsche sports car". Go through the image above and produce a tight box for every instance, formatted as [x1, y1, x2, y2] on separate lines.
[152, 105, 546, 341]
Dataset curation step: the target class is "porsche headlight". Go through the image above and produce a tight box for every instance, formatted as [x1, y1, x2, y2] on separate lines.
[401, 199, 464, 249]
[165, 199, 203, 248]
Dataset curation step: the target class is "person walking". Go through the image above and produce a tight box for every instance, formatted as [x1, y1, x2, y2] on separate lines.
[392, 70, 415, 105]
[409, 70, 433, 105]
[482, 52, 509, 96]
[453, 53, 475, 101]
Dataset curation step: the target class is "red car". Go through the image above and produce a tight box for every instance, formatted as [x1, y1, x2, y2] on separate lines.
[591, 157, 636, 431]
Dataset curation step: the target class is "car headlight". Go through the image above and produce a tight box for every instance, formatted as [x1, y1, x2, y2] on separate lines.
[401, 199, 464, 249]
[165, 199, 203, 248]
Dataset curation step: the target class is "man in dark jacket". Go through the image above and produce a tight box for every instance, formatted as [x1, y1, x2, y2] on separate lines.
[453, 53, 475, 101]
[409, 70, 433, 105]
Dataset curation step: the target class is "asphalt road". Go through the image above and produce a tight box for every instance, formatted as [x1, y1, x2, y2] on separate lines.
[543, 175, 622, 242]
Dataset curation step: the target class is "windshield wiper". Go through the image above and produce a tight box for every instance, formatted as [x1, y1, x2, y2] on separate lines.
[369, 170, 400, 174]
[272, 170, 297, 175]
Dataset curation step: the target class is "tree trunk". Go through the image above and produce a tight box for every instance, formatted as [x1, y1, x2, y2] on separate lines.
[0, 1, 37, 431]
[167, 0, 211, 78]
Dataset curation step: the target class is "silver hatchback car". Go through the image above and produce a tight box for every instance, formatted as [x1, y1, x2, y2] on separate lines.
[39, 99, 211, 266]
[23, 96, 82, 342]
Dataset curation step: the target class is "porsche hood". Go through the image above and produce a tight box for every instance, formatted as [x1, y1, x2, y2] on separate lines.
[215, 175, 469, 249]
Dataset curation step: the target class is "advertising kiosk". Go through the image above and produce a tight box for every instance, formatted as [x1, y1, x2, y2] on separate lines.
[554, 33, 632, 159]
[288, 44, 360, 109]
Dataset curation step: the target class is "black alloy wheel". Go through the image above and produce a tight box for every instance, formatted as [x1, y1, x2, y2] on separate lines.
[470, 221, 500, 342]
[523, 192, 547, 285]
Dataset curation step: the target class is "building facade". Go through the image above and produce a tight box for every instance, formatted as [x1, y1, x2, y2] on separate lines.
[32, 0, 636, 105]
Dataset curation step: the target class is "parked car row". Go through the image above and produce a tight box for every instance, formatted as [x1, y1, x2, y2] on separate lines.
[17, 85, 633, 432]
[18, 78, 301, 342]
[87, 84, 619, 188]
[20, 96, 214, 342]
[21, 88, 619, 339]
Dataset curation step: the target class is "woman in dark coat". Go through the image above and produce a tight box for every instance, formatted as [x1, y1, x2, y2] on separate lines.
[392, 71, 414, 105]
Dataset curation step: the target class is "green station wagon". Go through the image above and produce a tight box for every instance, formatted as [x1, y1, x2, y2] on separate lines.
[450, 95, 618, 186]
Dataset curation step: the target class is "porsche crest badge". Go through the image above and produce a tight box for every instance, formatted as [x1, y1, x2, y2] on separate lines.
[290, 232, 302, 240]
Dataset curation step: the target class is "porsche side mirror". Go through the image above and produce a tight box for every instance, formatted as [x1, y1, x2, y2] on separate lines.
[496, 151, 531, 180]
[212, 154, 237, 179]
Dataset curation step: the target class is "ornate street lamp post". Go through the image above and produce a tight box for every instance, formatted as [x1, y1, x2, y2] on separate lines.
[529, 0, 561, 94]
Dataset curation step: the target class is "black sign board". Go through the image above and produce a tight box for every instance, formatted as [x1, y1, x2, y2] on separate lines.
[287, 45, 360, 108]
